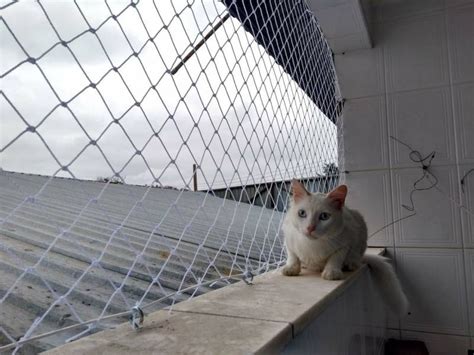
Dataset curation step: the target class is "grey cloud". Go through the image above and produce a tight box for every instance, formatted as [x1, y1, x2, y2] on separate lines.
[1, 0, 336, 190]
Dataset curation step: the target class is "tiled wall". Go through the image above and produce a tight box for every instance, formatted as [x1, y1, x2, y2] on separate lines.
[335, 1, 474, 352]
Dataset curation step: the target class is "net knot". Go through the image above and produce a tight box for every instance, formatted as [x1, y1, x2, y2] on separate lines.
[242, 270, 254, 285]
[129, 306, 144, 330]
[91, 259, 100, 267]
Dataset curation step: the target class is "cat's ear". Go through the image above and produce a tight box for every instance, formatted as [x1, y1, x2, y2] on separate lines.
[291, 179, 309, 202]
[327, 185, 347, 209]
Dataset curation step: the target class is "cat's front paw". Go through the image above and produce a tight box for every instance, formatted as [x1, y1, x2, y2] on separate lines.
[321, 268, 344, 280]
[282, 264, 300, 276]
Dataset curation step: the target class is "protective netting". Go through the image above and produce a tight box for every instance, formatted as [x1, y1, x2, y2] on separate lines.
[0, 0, 342, 352]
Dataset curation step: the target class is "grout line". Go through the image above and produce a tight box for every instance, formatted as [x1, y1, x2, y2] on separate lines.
[379, 33, 397, 251]
[445, 1, 474, 10]
[389, 245, 468, 250]
[444, 3, 474, 339]
[338, 79, 474, 102]
[169, 308, 291, 326]
[345, 162, 474, 174]
[343, 162, 474, 174]
[400, 328, 472, 338]
[379, 14, 400, 259]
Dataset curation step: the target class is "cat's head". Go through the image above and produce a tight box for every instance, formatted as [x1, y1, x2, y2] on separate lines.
[287, 180, 347, 239]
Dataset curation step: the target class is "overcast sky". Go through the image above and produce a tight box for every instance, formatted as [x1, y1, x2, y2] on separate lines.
[0, 0, 337, 190]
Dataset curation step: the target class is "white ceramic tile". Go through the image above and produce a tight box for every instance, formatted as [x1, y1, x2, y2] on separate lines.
[384, 14, 449, 92]
[335, 47, 384, 99]
[282, 294, 349, 354]
[391, 167, 462, 247]
[373, 0, 444, 22]
[401, 330, 470, 355]
[344, 271, 387, 355]
[447, 4, 474, 83]
[344, 271, 364, 328]
[362, 271, 388, 346]
[387, 87, 455, 168]
[460, 165, 474, 248]
[444, 0, 474, 8]
[345, 170, 393, 246]
[343, 96, 388, 171]
[396, 248, 469, 335]
[464, 249, 474, 336]
[446, 0, 474, 7]
[385, 248, 402, 330]
[347, 272, 375, 327]
[453, 84, 474, 165]
[387, 328, 401, 340]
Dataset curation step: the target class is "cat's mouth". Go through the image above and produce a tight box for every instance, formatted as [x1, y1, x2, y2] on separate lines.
[304, 231, 319, 239]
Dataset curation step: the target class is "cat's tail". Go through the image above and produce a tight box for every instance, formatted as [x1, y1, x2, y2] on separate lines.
[363, 254, 409, 316]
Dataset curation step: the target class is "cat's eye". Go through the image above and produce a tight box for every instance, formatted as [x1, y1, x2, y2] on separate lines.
[319, 212, 331, 221]
[298, 209, 306, 218]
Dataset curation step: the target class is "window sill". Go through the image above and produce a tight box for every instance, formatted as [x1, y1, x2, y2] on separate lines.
[44, 247, 385, 354]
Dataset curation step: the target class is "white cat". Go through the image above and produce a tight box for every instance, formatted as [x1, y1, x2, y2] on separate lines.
[282, 180, 408, 315]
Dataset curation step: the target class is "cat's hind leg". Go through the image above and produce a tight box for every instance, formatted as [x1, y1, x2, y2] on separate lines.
[344, 260, 362, 271]
[282, 249, 301, 276]
[344, 249, 364, 271]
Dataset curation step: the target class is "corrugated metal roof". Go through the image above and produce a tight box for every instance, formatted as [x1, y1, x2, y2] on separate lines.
[0, 171, 284, 353]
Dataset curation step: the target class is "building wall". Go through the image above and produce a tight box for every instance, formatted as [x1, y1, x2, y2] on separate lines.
[207, 176, 338, 211]
[335, 1, 474, 352]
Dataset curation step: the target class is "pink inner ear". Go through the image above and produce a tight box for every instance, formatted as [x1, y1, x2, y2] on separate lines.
[291, 179, 309, 202]
[327, 185, 347, 209]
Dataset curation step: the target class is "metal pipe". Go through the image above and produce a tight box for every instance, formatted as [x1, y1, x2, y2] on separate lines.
[170, 13, 230, 75]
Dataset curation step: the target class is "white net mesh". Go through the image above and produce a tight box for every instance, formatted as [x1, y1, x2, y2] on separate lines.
[0, 0, 342, 352]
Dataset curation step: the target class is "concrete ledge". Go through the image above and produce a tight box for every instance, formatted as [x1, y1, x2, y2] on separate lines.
[44, 248, 384, 354]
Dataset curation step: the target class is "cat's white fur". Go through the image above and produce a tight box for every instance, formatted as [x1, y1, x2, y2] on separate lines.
[282, 180, 409, 315]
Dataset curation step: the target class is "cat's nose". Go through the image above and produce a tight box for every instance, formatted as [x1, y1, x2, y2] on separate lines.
[306, 225, 316, 233]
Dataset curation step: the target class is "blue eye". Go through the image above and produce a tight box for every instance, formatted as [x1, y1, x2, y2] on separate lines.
[298, 209, 306, 218]
[319, 212, 331, 221]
